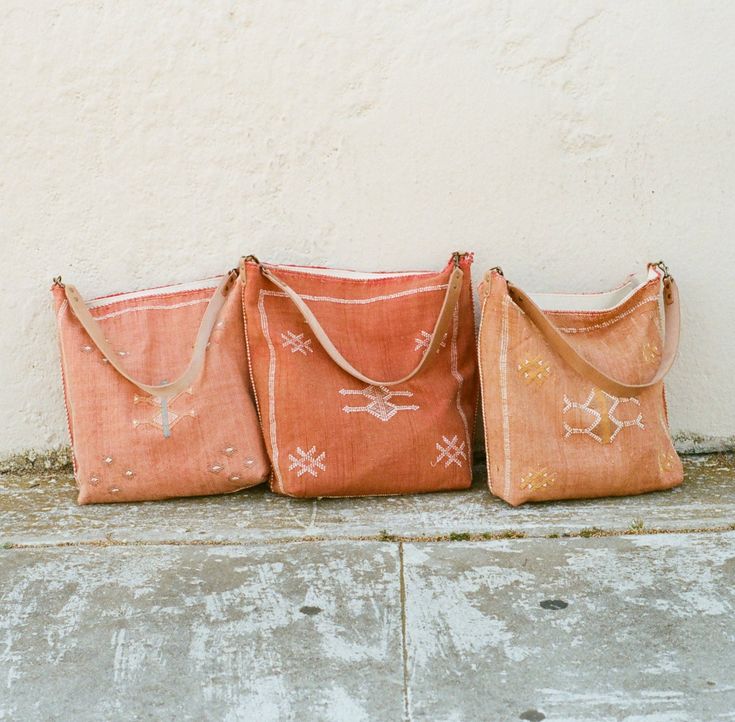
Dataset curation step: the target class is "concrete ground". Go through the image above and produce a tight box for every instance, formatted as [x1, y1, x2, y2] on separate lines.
[1, 454, 734, 722]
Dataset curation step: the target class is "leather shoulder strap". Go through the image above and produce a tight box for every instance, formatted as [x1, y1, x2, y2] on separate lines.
[62, 270, 239, 400]
[256, 260, 464, 387]
[504, 273, 680, 397]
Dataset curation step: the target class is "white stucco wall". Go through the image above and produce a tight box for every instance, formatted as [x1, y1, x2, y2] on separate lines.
[2, 1, 734, 456]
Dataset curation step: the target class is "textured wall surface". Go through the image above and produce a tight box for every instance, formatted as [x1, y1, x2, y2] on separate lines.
[1, 1, 734, 455]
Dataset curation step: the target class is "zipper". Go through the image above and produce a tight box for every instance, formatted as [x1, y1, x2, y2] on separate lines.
[85, 276, 222, 309]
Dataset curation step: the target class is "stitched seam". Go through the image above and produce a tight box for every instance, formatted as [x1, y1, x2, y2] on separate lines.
[500, 295, 512, 499]
[477, 294, 493, 494]
[258, 291, 284, 494]
[467, 273, 480, 443]
[556, 296, 659, 332]
[450, 302, 471, 473]
[249, 261, 449, 285]
[241, 278, 272, 490]
[92, 298, 210, 321]
[260, 285, 448, 305]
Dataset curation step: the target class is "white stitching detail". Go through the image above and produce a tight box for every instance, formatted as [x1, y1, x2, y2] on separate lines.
[339, 385, 419, 421]
[280, 331, 313, 355]
[259, 283, 448, 486]
[414, 329, 447, 352]
[431, 434, 467, 468]
[258, 292, 281, 485]
[288, 446, 326, 477]
[563, 388, 645, 444]
[449, 302, 471, 459]
[260, 284, 448, 305]
[500, 295, 512, 499]
[93, 298, 209, 321]
[556, 296, 658, 333]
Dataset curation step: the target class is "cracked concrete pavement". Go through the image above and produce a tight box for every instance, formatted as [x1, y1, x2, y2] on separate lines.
[1, 454, 734, 721]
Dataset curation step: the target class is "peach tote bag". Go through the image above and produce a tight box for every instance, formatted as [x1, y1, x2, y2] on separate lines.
[53, 268, 269, 504]
[477, 261, 683, 506]
[241, 252, 479, 497]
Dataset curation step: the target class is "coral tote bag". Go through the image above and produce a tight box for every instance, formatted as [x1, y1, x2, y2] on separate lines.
[53, 269, 269, 504]
[241, 253, 479, 497]
[477, 262, 683, 506]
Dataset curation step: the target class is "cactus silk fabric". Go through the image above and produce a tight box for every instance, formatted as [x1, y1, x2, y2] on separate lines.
[242, 256, 479, 497]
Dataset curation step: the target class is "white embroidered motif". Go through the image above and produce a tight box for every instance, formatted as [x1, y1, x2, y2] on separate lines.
[132, 389, 197, 431]
[258, 284, 450, 492]
[432, 435, 467, 468]
[89, 457, 136, 488]
[288, 446, 326, 477]
[563, 388, 644, 444]
[340, 385, 419, 421]
[414, 330, 448, 352]
[280, 331, 313, 355]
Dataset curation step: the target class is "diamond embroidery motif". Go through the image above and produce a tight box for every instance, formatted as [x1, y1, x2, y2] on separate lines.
[517, 356, 551, 384]
[133, 389, 197, 432]
[340, 385, 419, 422]
[281, 331, 313, 355]
[414, 330, 448, 352]
[520, 468, 556, 492]
[432, 435, 467, 468]
[288, 446, 326, 477]
[563, 388, 644, 444]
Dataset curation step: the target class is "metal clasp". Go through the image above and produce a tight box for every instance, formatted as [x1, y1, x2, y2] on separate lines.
[221, 267, 240, 296]
[651, 260, 671, 279]
[452, 251, 474, 268]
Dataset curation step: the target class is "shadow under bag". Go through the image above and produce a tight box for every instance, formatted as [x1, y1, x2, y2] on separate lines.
[53, 269, 269, 504]
[241, 253, 479, 497]
[477, 262, 683, 506]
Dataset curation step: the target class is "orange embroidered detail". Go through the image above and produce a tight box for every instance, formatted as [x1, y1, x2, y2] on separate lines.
[658, 450, 677, 473]
[517, 356, 551, 385]
[520, 468, 556, 492]
[642, 342, 661, 364]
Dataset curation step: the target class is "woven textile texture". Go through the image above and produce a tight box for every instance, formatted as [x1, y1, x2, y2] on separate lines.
[242, 255, 479, 497]
[53, 275, 269, 504]
[477, 269, 683, 506]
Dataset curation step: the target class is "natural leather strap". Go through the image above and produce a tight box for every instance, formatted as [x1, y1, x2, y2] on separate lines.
[504, 273, 680, 397]
[258, 261, 465, 387]
[64, 270, 239, 400]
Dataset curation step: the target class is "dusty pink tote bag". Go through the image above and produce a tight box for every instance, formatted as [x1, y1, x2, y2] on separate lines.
[52, 268, 269, 504]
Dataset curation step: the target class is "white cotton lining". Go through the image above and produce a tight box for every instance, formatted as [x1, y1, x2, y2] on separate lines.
[529, 267, 660, 312]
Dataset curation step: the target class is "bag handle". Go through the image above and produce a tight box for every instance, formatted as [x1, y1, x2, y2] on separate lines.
[500, 263, 680, 397]
[253, 255, 466, 387]
[59, 269, 239, 435]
